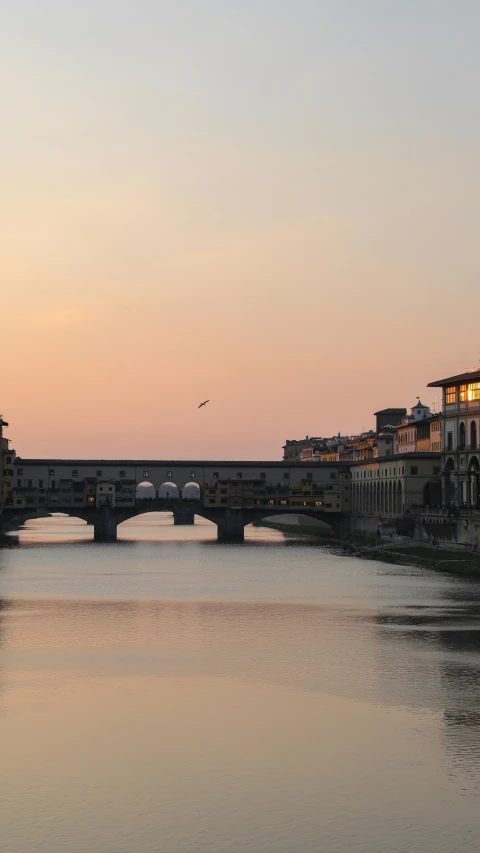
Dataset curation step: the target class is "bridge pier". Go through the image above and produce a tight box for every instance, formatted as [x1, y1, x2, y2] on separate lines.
[216, 510, 245, 543]
[93, 508, 118, 542]
[173, 507, 195, 525]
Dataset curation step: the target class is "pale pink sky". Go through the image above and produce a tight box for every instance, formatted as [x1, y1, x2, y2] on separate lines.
[2, 1, 479, 459]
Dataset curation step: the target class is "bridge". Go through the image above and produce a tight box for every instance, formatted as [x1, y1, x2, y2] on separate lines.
[3, 458, 349, 542]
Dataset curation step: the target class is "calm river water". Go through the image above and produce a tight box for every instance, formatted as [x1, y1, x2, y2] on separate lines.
[1, 512, 480, 853]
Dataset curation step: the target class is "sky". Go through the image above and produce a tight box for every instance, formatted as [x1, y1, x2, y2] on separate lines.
[1, 0, 480, 460]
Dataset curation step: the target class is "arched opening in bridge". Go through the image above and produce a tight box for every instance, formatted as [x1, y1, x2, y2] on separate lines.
[136, 481, 156, 500]
[158, 481, 179, 499]
[182, 482, 201, 500]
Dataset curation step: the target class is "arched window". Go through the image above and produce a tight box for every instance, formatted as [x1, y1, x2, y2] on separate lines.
[471, 421, 477, 450]
[459, 422, 466, 449]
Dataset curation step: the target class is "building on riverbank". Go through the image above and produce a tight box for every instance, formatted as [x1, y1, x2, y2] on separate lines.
[427, 369, 480, 509]
[349, 452, 442, 535]
[1, 416, 16, 510]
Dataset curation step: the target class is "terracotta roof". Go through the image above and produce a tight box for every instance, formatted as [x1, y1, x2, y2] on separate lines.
[428, 370, 480, 387]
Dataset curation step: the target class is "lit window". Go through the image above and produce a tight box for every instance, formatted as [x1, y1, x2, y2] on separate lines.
[460, 384, 468, 402]
[445, 387, 456, 404]
[468, 382, 480, 401]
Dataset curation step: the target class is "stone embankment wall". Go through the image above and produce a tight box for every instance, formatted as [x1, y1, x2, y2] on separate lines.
[349, 514, 416, 539]
[350, 512, 480, 552]
[415, 514, 480, 551]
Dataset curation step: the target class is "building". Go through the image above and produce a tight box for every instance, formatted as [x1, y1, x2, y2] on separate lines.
[427, 369, 480, 508]
[284, 437, 326, 461]
[0, 416, 7, 510]
[96, 481, 116, 508]
[415, 413, 442, 453]
[350, 452, 442, 528]
[393, 401, 433, 454]
[374, 408, 407, 432]
[1, 416, 15, 509]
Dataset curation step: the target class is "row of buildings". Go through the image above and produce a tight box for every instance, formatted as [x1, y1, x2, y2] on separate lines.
[284, 367, 480, 526]
[283, 402, 442, 463]
[2, 367, 480, 544]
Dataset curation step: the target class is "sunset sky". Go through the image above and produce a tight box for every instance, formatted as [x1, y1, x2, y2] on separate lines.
[2, 0, 479, 459]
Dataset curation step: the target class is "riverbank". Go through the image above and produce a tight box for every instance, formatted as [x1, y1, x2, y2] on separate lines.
[254, 517, 480, 576]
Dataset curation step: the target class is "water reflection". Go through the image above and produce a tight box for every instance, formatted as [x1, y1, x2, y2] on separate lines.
[1, 519, 480, 851]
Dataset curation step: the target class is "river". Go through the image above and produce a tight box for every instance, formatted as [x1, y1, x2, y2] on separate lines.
[1, 512, 480, 852]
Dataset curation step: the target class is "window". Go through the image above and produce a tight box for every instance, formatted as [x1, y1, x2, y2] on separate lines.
[460, 384, 468, 402]
[190, 471, 195, 478]
[445, 386, 456, 404]
[16, 479, 22, 489]
[221, 498, 227, 504]
[27, 479, 32, 488]
[72, 469, 78, 477]
[209, 498, 216, 504]
[39, 480, 44, 489]
[6, 456, 11, 465]
[49, 468, 54, 476]
[410, 466, 418, 475]
[143, 470, 149, 478]
[433, 466, 440, 475]
[120, 470, 126, 478]
[260, 472, 266, 480]
[283, 472, 289, 480]
[236, 472, 243, 479]
[221, 489, 227, 494]
[167, 471, 172, 479]
[108, 486, 113, 492]
[213, 472, 219, 479]
[307, 472, 313, 480]
[447, 432, 453, 451]
[96, 470, 102, 477]
[16, 499, 22, 505]
[471, 421, 477, 449]
[468, 382, 480, 401]
[51, 480, 56, 489]
[459, 422, 466, 448]
[325, 502, 332, 508]
[330, 472, 336, 479]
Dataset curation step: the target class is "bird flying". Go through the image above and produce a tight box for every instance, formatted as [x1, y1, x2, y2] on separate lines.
[198, 400, 210, 409]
